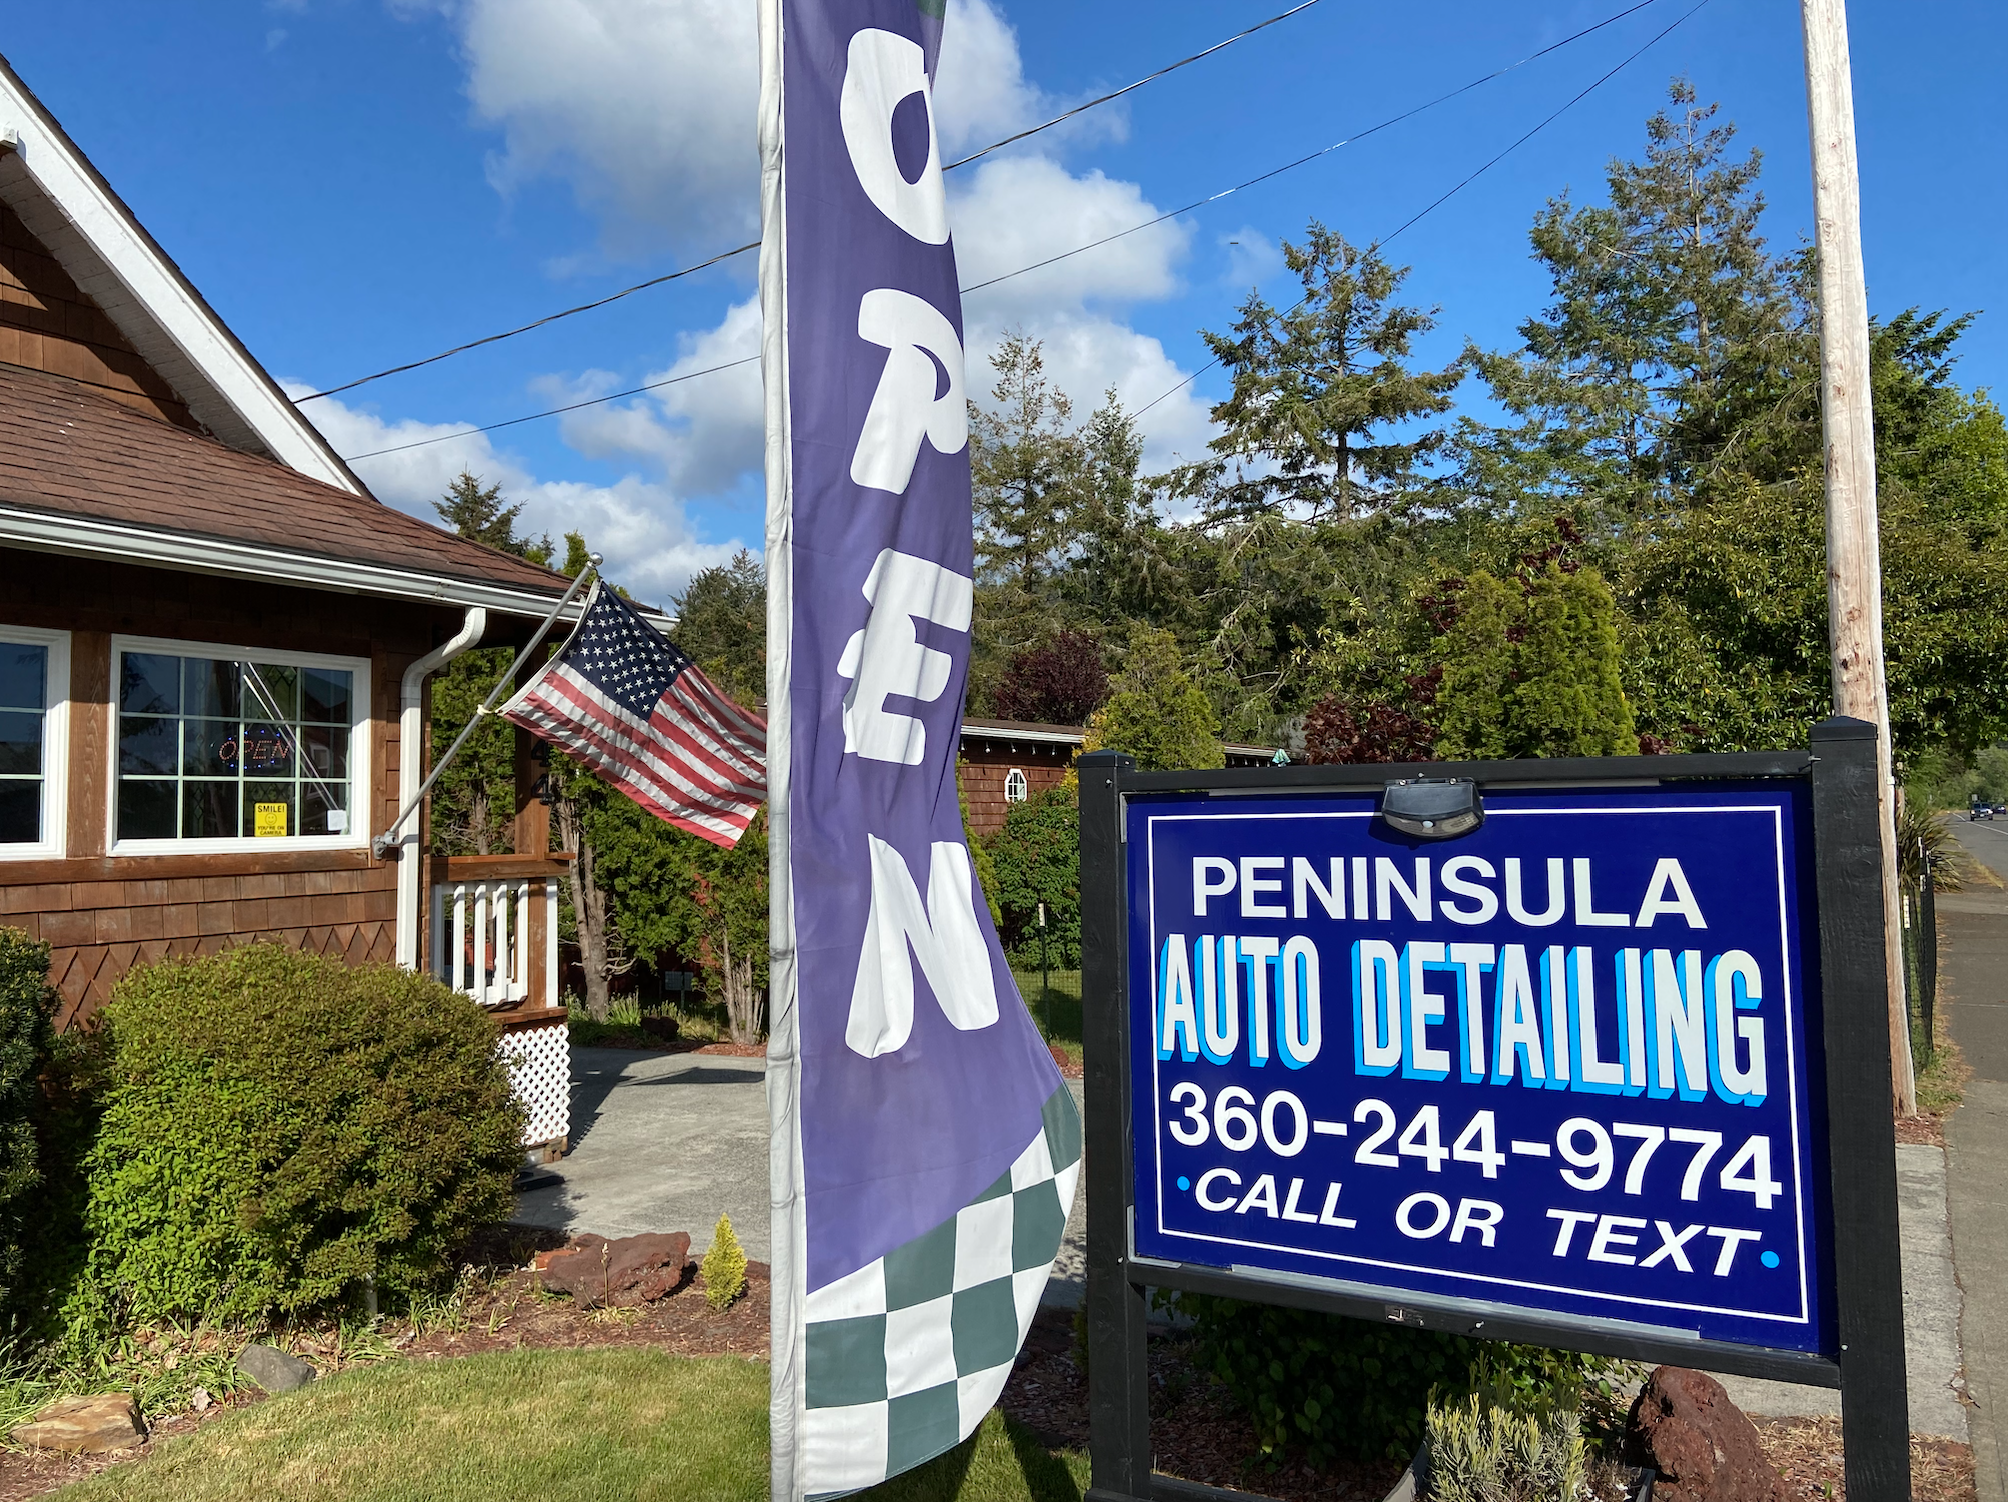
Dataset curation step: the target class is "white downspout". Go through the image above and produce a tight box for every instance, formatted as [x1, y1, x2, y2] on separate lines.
[393, 608, 487, 971]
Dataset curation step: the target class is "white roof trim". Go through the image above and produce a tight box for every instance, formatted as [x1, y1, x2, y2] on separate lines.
[0, 503, 593, 623]
[0, 57, 363, 493]
[960, 722, 1086, 748]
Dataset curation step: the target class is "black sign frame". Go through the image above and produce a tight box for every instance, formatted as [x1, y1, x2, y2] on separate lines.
[1076, 718, 1910, 1502]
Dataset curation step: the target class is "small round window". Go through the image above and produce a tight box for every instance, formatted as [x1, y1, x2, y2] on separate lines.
[1004, 768, 1029, 802]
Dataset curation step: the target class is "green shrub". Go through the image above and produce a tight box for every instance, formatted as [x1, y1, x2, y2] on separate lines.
[702, 1214, 747, 1312]
[986, 786, 1082, 970]
[80, 944, 525, 1323]
[1425, 1372, 1586, 1502]
[1173, 1294, 1627, 1467]
[0, 929, 56, 1312]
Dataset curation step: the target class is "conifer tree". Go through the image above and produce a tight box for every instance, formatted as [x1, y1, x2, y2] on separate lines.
[1201, 223, 1462, 522]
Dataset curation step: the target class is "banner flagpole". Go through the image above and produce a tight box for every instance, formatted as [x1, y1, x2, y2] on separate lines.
[755, 0, 804, 1495]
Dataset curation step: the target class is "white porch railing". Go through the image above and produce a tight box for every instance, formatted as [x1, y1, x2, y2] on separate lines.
[430, 869, 561, 1008]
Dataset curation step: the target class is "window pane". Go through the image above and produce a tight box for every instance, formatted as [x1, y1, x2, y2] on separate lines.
[183, 658, 240, 719]
[300, 724, 349, 782]
[302, 668, 352, 725]
[120, 716, 179, 776]
[0, 781, 38, 844]
[120, 653, 180, 715]
[236, 723, 297, 779]
[245, 664, 298, 720]
[183, 720, 237, 778]
[301, 782, 350, 837]
[118, 779, 177, 840]
[183, 781, 239, 839]
[0, 645, 45, 712]
[0, 711, 41, 776]
[245, 783, 294, 838]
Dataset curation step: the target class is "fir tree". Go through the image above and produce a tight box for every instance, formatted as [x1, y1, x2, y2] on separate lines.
[1201, 223, 1462, 522]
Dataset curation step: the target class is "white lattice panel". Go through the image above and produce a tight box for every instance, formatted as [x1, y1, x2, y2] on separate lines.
[502, 1020, 570, 1149]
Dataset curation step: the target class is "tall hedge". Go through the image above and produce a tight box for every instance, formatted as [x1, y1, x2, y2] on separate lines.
[0, 929, 56, 1312]
[81, 945, 525, 1322]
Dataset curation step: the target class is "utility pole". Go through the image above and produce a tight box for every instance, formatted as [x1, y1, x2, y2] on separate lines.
[1800, 0, 1916, 1113]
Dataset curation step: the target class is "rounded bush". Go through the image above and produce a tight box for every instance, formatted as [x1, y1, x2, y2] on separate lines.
[81, 944, 525, 1322]
[0, 928, 56, 1311]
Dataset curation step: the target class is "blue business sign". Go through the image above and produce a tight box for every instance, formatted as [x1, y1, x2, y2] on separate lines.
[1125, 783, 1833, 1356]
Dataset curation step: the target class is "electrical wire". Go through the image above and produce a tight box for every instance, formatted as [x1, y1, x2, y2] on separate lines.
[1131, 0, 1710, 420]
[942, 0, 1323, 171]
[342, 355, 761, 460]
[962, 0, 1663, 297]
[294, 0, 1326, 405]
[335, 0, 1687, 463]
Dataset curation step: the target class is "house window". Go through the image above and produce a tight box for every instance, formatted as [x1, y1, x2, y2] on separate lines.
[1004, 768, 1029, 803]
[111, 638, 367, 849]
[0, 626, 69, 859]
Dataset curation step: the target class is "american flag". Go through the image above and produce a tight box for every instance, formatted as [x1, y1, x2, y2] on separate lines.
[500, 580, 766, 848]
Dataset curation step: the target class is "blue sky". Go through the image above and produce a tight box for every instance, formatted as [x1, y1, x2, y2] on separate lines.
[4, 1, 2000, 604]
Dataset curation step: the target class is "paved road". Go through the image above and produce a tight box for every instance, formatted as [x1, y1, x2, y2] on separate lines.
[1948, 825, 2008, 1501]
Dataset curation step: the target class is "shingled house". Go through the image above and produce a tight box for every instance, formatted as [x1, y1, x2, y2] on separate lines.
[0, 57, 574, 1151]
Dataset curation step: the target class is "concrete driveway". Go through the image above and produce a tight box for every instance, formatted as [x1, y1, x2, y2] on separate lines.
[516, 1048, 770, 1259]
[515, 1047, 1086, 1288]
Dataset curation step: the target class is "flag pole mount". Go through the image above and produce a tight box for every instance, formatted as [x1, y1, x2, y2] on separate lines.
[371, 554, 602, 859]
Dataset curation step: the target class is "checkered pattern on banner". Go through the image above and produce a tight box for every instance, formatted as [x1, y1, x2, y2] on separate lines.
[801, 1086, 1082, 1496]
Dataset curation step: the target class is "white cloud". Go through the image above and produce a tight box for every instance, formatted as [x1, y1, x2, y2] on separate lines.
[550, 296, 765, 497]
[1221, 226, 1283, 293]
[395, 0, 1212, 529]
[289, 384, 743, 606]
[446, 0, 761, 255]
[952, 154, 1188, 317]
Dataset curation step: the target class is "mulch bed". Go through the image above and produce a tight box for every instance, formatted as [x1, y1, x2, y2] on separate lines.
[998, 1307, 1406, 1501]
[1755, 1415, 1977, 1502]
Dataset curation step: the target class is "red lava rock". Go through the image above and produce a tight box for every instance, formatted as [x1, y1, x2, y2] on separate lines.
[1624, 1366, 1788, 1502]
[539, 1232, 693, 1308]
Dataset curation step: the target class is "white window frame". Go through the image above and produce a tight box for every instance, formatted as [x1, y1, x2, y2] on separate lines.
[1004, 767, 1029, 803]
[0, 625, 71, 861]
[107, 634, 371, 856]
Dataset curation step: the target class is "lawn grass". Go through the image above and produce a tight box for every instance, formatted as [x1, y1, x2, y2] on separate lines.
[53, 1348, 1087, 1502]
[1012, 969, 1082, 1070]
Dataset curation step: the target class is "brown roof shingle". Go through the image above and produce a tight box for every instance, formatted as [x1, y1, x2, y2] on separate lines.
[0, 362, 567, 603]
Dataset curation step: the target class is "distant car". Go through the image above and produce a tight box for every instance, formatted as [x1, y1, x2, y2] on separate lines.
[1974, 805, 1995, 821]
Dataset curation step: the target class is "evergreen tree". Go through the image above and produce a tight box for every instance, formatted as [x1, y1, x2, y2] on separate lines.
[1084, 629, 1225, 772]
[434, 470, 551, 561]
[971, 335, 1081, 593]
[1431, 574, 1516, 760]
[672, 551, 767, 705]
[428, 472, 543, 855]
[1460, 79, 1804, 517]
[1512, 564, 1638, 757]
[1200, 223, 1462, 522]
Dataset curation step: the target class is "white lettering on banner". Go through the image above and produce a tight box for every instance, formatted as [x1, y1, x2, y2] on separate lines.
[837, 549, 972, 764]
[845, 834, 997, 1058]
[839, 30, 948, 244]
[849, 289, 967, 494]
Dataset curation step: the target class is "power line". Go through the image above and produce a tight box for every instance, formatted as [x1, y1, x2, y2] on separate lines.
[961, 0, 1664, 297]
[294, 0, 1326, 406]
[335, 0, 1683, 464]
[943, 0, 1323, 171]
[342, 356, 761, 460]
[1132, 0, 1710, 420]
